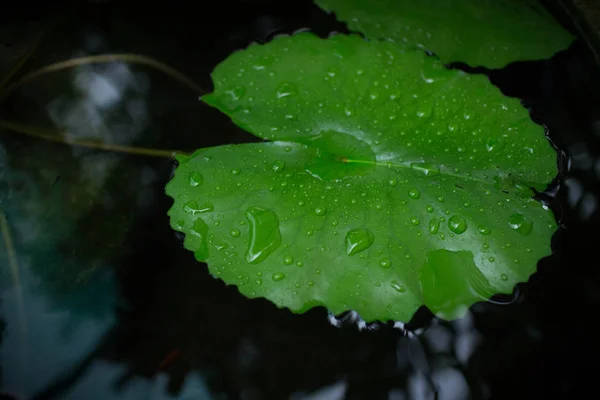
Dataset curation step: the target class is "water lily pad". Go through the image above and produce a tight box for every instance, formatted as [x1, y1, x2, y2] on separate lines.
[315, 0, 575, 68]
[166, 33, 557, 322]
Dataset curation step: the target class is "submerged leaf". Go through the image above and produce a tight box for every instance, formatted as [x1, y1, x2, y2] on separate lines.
[315, 0, 575, 68]
[166, 33, 557, 322]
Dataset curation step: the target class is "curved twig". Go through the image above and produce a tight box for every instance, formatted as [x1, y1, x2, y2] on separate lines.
[0, 119, 189, 158]
[0, 53, 206, 101]
[0, 209, 28, 361]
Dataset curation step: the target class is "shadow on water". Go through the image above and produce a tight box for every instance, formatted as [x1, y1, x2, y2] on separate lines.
[1, 1, 600, 399]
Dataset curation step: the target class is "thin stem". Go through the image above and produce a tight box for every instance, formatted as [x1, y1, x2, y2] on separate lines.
[0, 209, 28, 364]
[0, 53, 206, 101]
[0, 119, 189, 158]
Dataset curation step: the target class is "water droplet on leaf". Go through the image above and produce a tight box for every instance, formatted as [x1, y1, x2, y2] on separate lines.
[508, 214, 533, 235]
[272, 272, 285, 281]
[276, 82, 297, 98]
[227, 86, 246, 101]
[486, 136, 505, 152]
[478, 225, 491, 235]
[429, 218, 440, 234]
[315, 206, 327, 216]
[416, 107, 432, 119]
[198, 202, 214, 213]
[421, 59, 449, 83]
[448, 215, 467, 234]
[189, 172, 203, 187]
[408, 188, 421, 199]
[410, 162, 440, 176]
[245, 206, 282, 264]
[345, 228, 375, 256]
[391, 281, 406, 293]
[183, 201, 199, 214]
[172, 220, 184, 230]
[272, 160, 285, 173]
[190, 218, 209, 261]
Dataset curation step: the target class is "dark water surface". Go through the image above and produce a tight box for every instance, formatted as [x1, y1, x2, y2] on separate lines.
[1, 1, 600, 399]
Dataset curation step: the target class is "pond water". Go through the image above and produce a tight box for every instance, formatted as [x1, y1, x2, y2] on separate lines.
[1, 1, 600, 399]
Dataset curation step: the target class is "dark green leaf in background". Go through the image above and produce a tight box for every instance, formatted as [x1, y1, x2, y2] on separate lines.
[315, 0, 575, 68]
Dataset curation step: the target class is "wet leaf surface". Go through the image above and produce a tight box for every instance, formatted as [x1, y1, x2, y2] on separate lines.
[167, 33, 557, 322]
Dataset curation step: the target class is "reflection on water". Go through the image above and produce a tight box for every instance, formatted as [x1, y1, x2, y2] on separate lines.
[1, 1, 600, 399]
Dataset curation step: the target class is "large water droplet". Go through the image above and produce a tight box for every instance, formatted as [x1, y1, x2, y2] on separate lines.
[416, 106, 433, 119]
[315, 206, 327, 216]
[326, 66, 339, 77]
[410, 162, 440, 177]
[429, 218, 440, 234]
[190, 218, 209, 261]
[183, 200, 200, 214]
[245, 206, 282, 264]
[379, 259, 391, 268]
[448, 215, 467, 234]
[272, 272, 285, 281]
[283, 255, 294, 265]
[198, 202, 214, 213]
[276, 82, 297, 99]
[421, 58, 450, 83]
[391, 281, 406, 293]
[410, 217, 420, 226]
[477, 225, 491, 235]
[345, 228, 375, 256]
[485, 136, 505, 152]
[508, 214, 533, 235]
[420, 249, 494, 319]
[189, 172, 203, 187]
[172, 219, 184, 230]
[184, 201, 210, 215]
[408, 188, 421, 199]
[272, 160, 285, 173]
[226, 86, 246, 101]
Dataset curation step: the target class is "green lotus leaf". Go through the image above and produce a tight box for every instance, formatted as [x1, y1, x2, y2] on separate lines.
[166, 33, 557, 322]
[315, 0, 575, 68]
